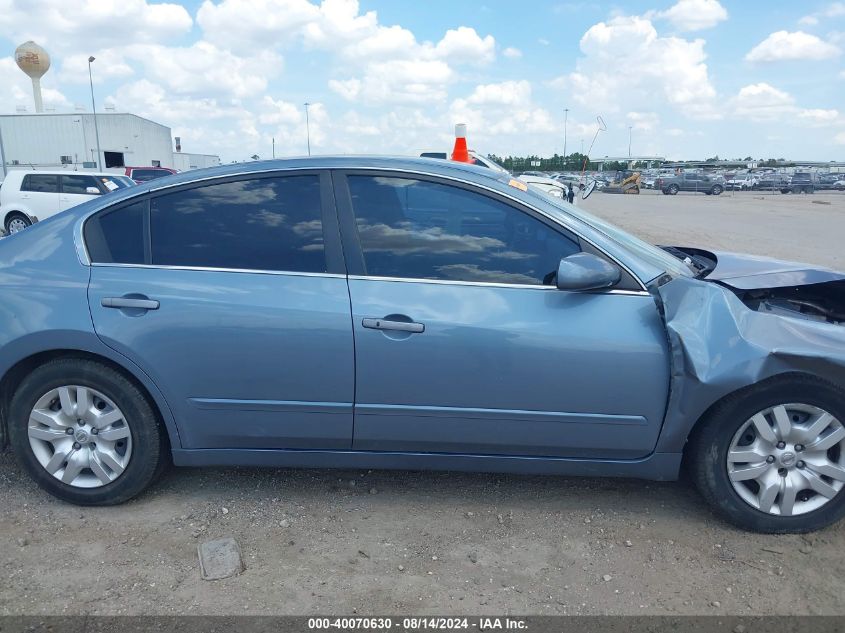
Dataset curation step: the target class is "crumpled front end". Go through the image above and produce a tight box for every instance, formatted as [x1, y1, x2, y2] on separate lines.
[652, 276, 845, 454]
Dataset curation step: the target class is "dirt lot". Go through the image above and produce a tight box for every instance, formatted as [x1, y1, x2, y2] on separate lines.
[2, 190, 845, 616]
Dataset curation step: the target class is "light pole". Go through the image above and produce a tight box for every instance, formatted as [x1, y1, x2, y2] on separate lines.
[0, 122, 7, 180]
[628, 125, 633, 159]
[563, 108, 569, 162]
[87, 56, 102, 170]
[304, 102, 312, 156]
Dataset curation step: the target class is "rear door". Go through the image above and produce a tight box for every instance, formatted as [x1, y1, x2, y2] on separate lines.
[335, 171, 670, 459]
[19, 174, 60, 218]
[87, 171, 355, 450]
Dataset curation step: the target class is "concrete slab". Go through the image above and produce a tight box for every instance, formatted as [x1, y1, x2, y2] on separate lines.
[197, 537, 245, 581]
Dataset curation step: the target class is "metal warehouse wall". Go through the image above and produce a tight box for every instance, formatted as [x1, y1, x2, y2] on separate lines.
[0, 113, 174, 171]
[172, 152, 221, 171]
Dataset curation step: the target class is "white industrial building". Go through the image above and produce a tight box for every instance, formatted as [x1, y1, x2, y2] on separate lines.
[0, 112, 220, 178]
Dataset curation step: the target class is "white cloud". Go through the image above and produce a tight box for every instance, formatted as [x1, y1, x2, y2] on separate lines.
[731, 82, 841, 126]
[626, 111, 660, 132]
[0, 0, 192, 51]
[746, 31, 841, 62]
[836, 131, 845, 144]
[434, 27, 496, 64]
[464, 80, 532, 106]
[552, 16, 719, 119]
[538, 38, 550, 46]
[503, 47, 523, 59]
[799, 2, 845, 26]
[732, 83, 795, 119]
[197, 0, 320, 49]
[655, 0, 728, 32]
[0, 56, 71, 113]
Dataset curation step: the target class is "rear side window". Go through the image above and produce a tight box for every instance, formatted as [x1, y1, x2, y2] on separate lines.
[21, 174, 59, 193]
[132, 169, 169, 182]
[150, 175, 326, 272]
[61, 175, 101, 195]
[347, 176, 579, 285]
[84, 200, 146, 265]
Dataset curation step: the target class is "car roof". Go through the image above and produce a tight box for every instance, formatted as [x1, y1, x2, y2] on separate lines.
[2, 170, 121, 179]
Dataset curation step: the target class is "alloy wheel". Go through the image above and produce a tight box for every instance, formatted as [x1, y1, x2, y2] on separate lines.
[727, 403, 845, 516]
[8, 217, 28, 233]
[27, 386, 133, 488]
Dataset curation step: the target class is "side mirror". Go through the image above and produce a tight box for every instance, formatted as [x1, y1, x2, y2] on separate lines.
[85, 186, 101, 195]
[581, 179, 597, 200]
[556, 252, 620, 291]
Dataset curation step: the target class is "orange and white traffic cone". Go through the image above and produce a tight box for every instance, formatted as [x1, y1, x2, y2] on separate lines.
[451, 123, 471, 163]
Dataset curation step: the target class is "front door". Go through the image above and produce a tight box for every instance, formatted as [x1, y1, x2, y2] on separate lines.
[87, 172, 355, 450]
[60, 174, 103, 212]
[336, 173, 670, 459]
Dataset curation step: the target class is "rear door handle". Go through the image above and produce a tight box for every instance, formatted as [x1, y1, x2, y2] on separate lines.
[101, 297, 160, 310]
[362, 318, 424, 333]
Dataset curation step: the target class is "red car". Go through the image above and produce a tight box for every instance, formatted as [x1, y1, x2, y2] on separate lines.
[124, 166, 177, 184]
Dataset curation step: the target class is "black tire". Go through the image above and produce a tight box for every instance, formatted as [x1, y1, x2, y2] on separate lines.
[688, 374, 845, 533]
[8, 358, 168, 505]
[5, 212, 32, 234]
[668, 184, 679, 195]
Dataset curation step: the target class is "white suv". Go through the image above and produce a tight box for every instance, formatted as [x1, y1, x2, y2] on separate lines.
[0, 170, 135, 234]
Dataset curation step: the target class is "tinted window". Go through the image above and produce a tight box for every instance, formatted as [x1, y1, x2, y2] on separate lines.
[132, 169, 169, 181]
[151, 176, 325, 272]
[61, 175, 101, 195]
[348, 176, 579, 285]
[21, 174, 59, 193]
[85, 200, 146, 265]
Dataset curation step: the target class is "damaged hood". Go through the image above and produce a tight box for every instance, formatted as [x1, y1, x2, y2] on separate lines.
[671, 247, 845, 290]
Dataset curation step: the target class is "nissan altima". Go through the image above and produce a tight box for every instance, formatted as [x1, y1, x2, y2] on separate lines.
[1, 157, 844, 534]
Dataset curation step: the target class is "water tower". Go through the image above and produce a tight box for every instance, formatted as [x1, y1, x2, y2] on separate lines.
[15, 41, 51, 113]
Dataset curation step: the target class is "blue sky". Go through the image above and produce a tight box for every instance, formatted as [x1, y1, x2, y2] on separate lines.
[1, 0, 843, 162]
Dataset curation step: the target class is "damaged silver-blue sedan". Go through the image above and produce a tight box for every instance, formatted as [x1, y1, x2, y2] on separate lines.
[1, 156, 843, 533]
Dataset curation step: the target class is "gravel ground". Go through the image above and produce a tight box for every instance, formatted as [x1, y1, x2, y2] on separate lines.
[2, 189, 845, 616]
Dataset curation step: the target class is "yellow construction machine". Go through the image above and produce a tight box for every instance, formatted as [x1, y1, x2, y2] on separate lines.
[602, 170, 641, 194]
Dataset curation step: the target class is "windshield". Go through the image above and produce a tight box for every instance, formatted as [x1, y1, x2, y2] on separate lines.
[97, 175, 134, 191]
[526, 188, 694, 278]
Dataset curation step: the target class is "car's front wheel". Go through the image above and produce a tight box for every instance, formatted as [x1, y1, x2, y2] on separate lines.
[5, 212, 32, 234]
[711, 185, 724, 195]
[667, 184, 679, 195]
[8, 358, 167, 505]
[689, 375, 845, 533]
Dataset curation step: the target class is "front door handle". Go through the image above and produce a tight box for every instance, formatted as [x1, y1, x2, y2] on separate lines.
[102, 297, 160, 310]
[362, 318, 424, 333]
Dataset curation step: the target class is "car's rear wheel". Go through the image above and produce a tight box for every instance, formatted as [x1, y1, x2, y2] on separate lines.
[689, 375, 845, 533]
[5, 212, 31, 234]
[668, 184, 679, 195]
[8, 358, 167, 505]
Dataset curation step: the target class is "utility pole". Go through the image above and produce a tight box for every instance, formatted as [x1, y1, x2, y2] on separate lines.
[563, 108, 569, 161]
[272, 137, 275, 159]
[304, 102, 311, 156]
[628, 125, 633, 159]
[88, 56, 102, 170]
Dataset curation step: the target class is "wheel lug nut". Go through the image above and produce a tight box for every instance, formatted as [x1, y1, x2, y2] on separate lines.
[91, 428, 98, 435]
[795, 444, 804, 452]
[797, 461, 805, 469]
[65, 428, 74, 435]
[776, 441, 786, 449]
[72, 442, 81, 450]
[766, 456, 775, 463]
